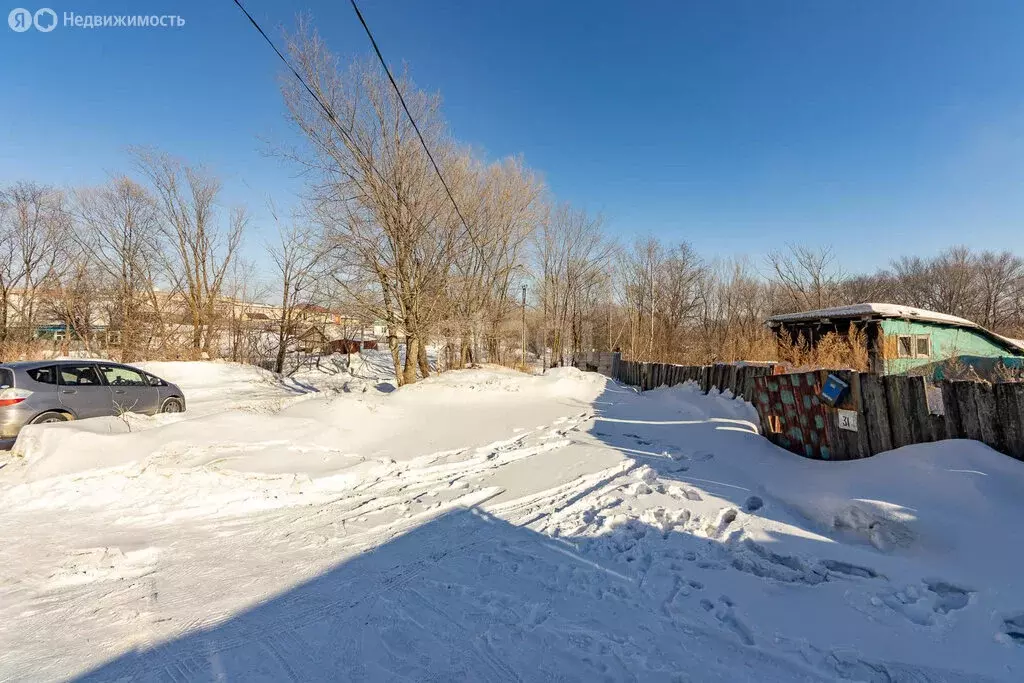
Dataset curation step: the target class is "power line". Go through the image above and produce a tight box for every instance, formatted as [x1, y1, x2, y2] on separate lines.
[347, 0, 473, 237]
[231, 0, 422, 229]
[230, 0, 357, 151]
[231, 0, 479, 256]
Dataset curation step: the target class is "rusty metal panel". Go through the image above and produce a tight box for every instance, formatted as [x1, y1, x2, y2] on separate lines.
[755, 371, 834, 459]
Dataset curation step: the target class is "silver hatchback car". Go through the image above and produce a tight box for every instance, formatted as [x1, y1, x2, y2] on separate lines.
[0, 360, 186, 449]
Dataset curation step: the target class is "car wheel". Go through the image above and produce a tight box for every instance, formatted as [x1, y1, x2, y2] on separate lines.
[30, 411, 70, 425]
[160, 398, 184, 414]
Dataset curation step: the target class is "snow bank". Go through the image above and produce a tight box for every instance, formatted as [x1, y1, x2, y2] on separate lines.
[3, 364, 604, 485]
[4, 361, 1024, 682]
[137, 360, 279, 389]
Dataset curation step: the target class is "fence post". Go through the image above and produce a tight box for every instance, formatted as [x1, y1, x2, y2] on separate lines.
[975, 382, 1002, 453]
[859, 373, 892, 456]
[884, 374, 917, 448]
[995, 382, 1024, 460]
[955, 381, 983, 442]
[906, 375, 932, 444]
[941, 381, 962, 439]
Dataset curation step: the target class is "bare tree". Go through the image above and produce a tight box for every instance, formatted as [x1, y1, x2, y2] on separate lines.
[281, 23, 465, 385]
[43, 253, 99, 356]
[133, 149, 246, 356]
[73, 177, 163, 361]
[975, 250, 1023, 331]
[533, 204, 613, 368]
[766, 244, 844, 313]
[267, 218, 329, 374]
[0, 182, 69, 347]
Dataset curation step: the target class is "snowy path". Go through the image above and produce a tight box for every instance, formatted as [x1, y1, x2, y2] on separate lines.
[1, 362, 1023, 681]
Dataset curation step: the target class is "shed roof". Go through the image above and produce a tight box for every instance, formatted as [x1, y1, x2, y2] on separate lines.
[768, 303, 1024, 356]
[767, 303, 976, 328]
[997, 335, 1024, 354]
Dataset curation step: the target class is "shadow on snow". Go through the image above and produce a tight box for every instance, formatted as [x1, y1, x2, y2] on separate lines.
[74, 378, 978, 683]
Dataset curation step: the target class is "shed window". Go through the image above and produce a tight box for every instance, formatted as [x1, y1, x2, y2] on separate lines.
[895, 334, 931, 359]
[897, 335, 913, 358]
[915, 335, 931, 358]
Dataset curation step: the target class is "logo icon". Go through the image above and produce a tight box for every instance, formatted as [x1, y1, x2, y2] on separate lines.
[33, 7, 56, 31]
[8, 7, 31, 31]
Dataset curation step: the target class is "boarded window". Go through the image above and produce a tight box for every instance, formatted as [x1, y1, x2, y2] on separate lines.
[915, 335, 931, 358]
[897, 335, 913, 358]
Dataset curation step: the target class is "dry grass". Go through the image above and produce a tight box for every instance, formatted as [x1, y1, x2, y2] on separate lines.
[0, 339, 52, 363]
[625, 325, 871, 372]
[775, 327, 870, 372]
[993, 361, 1024, 383]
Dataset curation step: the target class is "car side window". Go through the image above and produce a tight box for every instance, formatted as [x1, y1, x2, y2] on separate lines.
[27, 366, 58, 385]
[99, 365, 147, 387]
[58, 365, 102, 386]
[144, 373, 166, 387]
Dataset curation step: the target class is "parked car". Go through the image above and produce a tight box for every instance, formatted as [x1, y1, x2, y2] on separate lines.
[0, 360, 186, 449]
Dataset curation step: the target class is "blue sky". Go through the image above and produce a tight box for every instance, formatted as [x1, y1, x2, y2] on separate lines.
[2, 1, 1024, 274]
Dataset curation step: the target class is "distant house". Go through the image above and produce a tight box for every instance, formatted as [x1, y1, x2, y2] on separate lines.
[326, 339, 378, 355]
[767, 303, 1024, 377]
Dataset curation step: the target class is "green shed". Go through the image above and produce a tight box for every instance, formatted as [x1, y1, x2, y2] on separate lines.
[766, 303, 1024, 377]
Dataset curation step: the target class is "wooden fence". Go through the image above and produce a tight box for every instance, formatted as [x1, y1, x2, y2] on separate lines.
[751, 371, 1024, 461]
[599, 356, 1024, 463]
[612, 359, 779, 403]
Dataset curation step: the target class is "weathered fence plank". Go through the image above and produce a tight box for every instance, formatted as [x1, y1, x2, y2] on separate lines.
[941, 382, 962, 439]
[884, 376, 911, 449]
[995, 382, 1024, 461]
[859, 373, 892, 455]
[906, 376, 932, 445]
[956, 381, 983, 442]
[843, 370, 871, 459]
[975, 382, 1001, 452]
[884, 376, 926, 448]
[930, 414, 947, 442]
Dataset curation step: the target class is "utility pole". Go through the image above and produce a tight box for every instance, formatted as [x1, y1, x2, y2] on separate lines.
[521, 284, 527, 370]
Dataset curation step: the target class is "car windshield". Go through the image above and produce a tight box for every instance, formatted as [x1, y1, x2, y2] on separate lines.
[0, 368, 13, 389]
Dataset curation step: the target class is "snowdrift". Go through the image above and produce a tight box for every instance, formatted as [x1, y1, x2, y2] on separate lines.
[3, 361, 1024, 682]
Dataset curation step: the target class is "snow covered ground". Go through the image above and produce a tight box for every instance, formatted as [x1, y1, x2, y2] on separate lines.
[1, 356, 1023, 681]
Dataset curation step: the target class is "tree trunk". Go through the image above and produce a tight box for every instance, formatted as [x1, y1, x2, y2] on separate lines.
[274, 328, 287, 374]
[388, 333, 402, 386]
[418, 340, 430, 378]
[403, 335, 419, 385]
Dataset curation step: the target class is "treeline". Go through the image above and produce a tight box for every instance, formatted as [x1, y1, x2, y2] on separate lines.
[0, 157, 250, 363]
[601, 241, 1024, 365]
[4, 21, 1021, 382]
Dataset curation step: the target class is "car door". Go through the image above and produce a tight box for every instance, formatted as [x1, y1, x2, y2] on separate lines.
[97, 364, 160, 415]
[57, 363, 113, 419]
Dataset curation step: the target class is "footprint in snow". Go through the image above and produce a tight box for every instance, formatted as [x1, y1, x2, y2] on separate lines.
[1002, 614, 1024, 645]
[705, 508, 738, 538]
[701, 595, 754, 645]
[873, 580, 973, 626]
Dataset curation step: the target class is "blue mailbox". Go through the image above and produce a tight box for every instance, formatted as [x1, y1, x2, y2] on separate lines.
[820, 373, 849, 407]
